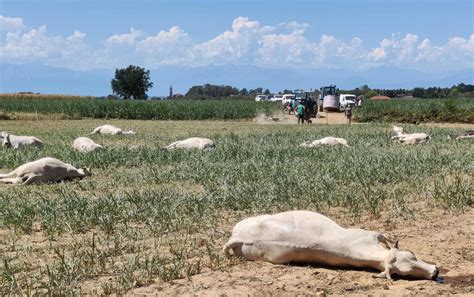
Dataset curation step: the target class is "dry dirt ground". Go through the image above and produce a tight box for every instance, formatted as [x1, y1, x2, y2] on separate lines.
[130, 206, 474, 296]
[256, 111, 349, 125]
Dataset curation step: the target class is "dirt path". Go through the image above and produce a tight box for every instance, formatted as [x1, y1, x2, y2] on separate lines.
[257, 111, 348, 125]
[130, 208, 474, 296]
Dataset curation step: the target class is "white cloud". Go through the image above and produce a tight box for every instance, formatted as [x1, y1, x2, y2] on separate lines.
[367, 33, 474, 71]
[106, 27, 142, 45]
[1, 15, 472, 73]
[136, 26, 192, 66]
[192, 17, 274, 65]
[0, 15, 24, 33]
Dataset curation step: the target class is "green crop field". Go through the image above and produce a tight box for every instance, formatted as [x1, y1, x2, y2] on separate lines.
[0, 97, 279, 120]
[0, 119, 472, 294]
[354, 98, 474, 123]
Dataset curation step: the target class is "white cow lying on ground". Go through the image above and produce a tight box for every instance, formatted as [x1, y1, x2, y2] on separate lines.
[73, 137, 103, 153]
[1, 131, 43, 149]
[90, 125, 136, 135]
[448, 130, 474, 140]
[391, 126, 430, 144]
[0, 157, 91, 185]
[300, 136, 349, 147]
[224, 210, 439, 281]
[164, 137, 215, 150]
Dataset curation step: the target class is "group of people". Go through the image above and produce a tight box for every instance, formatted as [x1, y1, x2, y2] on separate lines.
[286, 98, 307, 124]
[284, 97, 361, 125]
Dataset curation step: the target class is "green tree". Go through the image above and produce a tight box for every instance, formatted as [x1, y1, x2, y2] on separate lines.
[111, 65, 153, 99]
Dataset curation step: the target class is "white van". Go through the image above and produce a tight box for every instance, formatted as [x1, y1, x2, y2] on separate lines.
[281, 94, 295, 105]
[271, 94, 283, 102]
[339, 94, 356, 109]
[255, 95, 267, 102]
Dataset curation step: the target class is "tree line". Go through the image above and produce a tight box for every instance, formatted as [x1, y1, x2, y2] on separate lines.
[339, 83, 474, 99]
[109, 64, 473, 100]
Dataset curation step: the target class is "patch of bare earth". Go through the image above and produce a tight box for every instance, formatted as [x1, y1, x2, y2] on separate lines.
[129, 208, 474, 296]
[256, 111, 349, 125]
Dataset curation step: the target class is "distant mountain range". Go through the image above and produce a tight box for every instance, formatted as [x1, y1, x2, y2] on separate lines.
[1, 63, 473, 96]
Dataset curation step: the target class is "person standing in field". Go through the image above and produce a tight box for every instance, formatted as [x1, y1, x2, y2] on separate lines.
[290, 98, 296, 114]
[345, 104, 353, 125]
[296, 101, 305, 124]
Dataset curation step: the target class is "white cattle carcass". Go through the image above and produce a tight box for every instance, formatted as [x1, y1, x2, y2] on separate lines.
[0, 157, 91, 185]
[90, 125, 135, 135]
[391, 126, 430, 144]
[72, 137, 103, 153]
[224, 211, 438, 280]
[300, 136, 349, 148]
[1, 131, 43, 149]
[164, 137, 215, 150]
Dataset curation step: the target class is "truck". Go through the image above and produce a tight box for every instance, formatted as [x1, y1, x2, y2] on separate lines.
[294, 90, 317, 122]
[319, 85, 339, 112]
[339, 94, 356, 109]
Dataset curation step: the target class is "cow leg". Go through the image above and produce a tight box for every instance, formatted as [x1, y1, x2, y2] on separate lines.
[223, 239, 244, 256]
[23, 174, 40, 185]
[164, 141, 180, 149]
[0, 171, 16, 178]
[0, 177, 22, 184]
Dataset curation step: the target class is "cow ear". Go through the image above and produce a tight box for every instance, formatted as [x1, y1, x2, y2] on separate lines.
[378, 233, 399, 250]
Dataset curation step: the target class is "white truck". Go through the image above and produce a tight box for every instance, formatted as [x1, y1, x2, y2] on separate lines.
[281, 94, 296, 105]
[339, 94, 356, 109]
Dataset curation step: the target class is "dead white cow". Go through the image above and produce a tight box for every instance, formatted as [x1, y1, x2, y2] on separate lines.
[300, 136, 349, 147]
[391, 126, 430, 144]
[90, 125, 135, 135]
[224, 210, 438, 281]
[1, 131, 43, 149]
[164, 137, 215, 150]
[72, 137, 103, 153]
[0, 157, 91, 185]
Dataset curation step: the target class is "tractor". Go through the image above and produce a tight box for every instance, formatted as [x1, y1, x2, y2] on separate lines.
[294, 89, 317, 123]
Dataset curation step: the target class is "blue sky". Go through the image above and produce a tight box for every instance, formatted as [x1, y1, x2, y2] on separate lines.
[1, 0, 473, 95]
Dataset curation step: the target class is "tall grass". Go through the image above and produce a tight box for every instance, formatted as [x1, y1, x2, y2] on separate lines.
[0, 93, 95, 101]
[354, 98, 474, 123]
[0, 98, 279, 120]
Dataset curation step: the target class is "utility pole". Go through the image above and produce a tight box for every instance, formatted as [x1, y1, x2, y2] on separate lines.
[169, 85, 173, 99]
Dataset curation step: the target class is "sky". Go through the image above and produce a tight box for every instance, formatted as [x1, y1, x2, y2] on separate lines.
[1, 0, 473, 95]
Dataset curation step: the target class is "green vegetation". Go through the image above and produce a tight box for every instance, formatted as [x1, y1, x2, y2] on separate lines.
[354, 98, 474, 123]
[111, 65, 154, 99]
[0, 120, 472, 294]
[0, 98, 280, 120]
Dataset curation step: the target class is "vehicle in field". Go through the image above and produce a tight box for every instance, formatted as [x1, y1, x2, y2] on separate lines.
[255, 95, 267, 102]
[271, 94, 283, 102]
[339, 94, 356, 109]
[294, 90, 317, 122]
[319, 85, 340, 112]
[281, 94, 296, 105]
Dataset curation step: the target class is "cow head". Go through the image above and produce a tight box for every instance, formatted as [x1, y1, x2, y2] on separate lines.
[1, 131, 12, 148]
[78, 167, 92, 177]
[376, 234, 438, 280]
